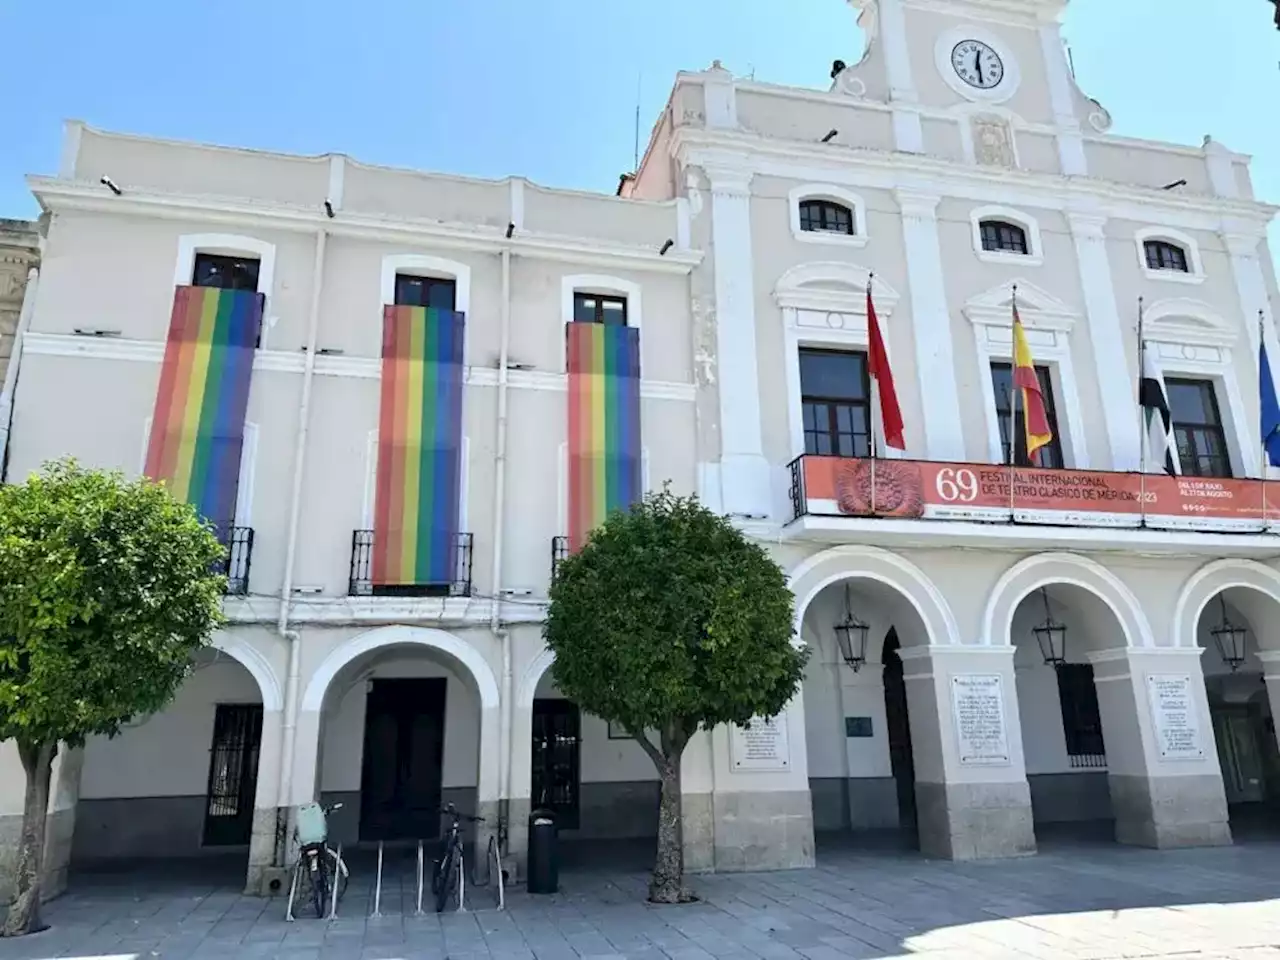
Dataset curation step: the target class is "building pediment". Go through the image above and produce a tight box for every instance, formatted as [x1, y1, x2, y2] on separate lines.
[1143, 298, 1237, 348]
[963, 280, 1078, 332]
[774, 261, 901, 315]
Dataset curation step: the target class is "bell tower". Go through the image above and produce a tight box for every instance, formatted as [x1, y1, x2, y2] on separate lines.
[844, 0, 1096, 174]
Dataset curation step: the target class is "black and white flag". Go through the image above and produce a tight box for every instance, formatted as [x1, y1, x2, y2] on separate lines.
[1139, 345, 1179, 476]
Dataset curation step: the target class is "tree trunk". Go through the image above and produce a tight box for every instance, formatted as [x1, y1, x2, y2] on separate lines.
[2, 740, 56, 937]
[648, 755, 689, 904]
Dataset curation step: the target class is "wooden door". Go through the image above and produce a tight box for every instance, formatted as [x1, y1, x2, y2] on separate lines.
[359, 678, 447, 841]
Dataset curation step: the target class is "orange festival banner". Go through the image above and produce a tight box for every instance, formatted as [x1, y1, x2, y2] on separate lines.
[799, 457, 1273, 533]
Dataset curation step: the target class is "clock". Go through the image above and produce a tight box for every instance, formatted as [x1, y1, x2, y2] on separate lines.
[951, 40, 1004, 90]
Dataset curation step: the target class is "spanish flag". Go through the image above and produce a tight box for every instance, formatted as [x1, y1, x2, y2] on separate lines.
[1012, 302, 1053, 462]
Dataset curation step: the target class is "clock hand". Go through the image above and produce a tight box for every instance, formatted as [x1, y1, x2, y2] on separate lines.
[974, 51, 984, 85]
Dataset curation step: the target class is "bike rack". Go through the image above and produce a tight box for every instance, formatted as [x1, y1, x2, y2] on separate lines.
[415, 839, 426, 916]
[370, 840, 385, 918]
[457, 850, 466, 913]
[285, 860, 300, 922]
[329, 844, 344, 920]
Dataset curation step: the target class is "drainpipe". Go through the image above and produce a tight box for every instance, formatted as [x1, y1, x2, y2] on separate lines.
[274, 227, 328, 859]
[0, 266, 39, 482]
[491, 246, 513, 841]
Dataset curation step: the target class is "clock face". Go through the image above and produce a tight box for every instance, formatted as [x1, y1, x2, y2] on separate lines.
[951, 40, 1004, 90]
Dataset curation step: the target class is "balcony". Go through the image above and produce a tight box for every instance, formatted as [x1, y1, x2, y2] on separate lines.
[218, 527, 254, 597]
[348, 531, 473, 598]
[787, 455, 1280, 549]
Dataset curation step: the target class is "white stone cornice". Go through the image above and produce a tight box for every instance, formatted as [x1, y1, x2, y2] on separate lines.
[1065, 211, 1108, 237]
[673, 129, 1278, 231]
[1223, 233, 1263, 258]
[894, 189, 941, 219]
[29, 178, 702, 276]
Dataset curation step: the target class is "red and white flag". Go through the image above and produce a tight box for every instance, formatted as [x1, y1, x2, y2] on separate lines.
[867, 283, 906, 452]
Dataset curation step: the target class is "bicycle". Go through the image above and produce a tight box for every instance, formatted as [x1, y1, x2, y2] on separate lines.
[286, 801, 350, 920]
[432, 803, 484, 912]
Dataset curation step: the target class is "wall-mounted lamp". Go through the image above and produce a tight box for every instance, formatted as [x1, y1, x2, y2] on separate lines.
[506, 222, 515, 239]
[323, 200, 335, 218]
[659, 239, 674, 256]
[99, 175, 122, 196]
[1161, 179, 1188, 191]
[1032, 587, 1067, 668]
[822, 129, 839, 143]
[73, 328, 121, 337]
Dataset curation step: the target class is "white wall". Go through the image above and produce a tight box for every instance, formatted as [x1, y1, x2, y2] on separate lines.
[80, 659, 261, 799]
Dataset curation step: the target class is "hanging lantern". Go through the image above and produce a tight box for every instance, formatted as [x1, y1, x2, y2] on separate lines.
[833, 583, 870, 671]
[1210, 596, 1247, 672]
[1032, 587, 1067, 668]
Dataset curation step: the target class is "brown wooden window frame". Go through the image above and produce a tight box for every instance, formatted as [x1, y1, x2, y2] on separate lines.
[572, 292, 628, 326]
[1144, 239, 1190, 273]
[979, 220, 1030, 255]
[798, 199, 855, 236]
[800, 347, 872, 458]
[1166, 376, 1232, 479]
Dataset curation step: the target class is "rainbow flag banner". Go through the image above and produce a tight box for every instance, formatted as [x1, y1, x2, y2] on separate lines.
[372, 305, 466, 588]
[567, 321, 642, 550]
[144, 285, 263, 539]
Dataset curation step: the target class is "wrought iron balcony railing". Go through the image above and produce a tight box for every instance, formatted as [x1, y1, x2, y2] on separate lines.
[218, 527, 254, 596]
[788, 453, 1280, 535]
[348, 531, 473, 598]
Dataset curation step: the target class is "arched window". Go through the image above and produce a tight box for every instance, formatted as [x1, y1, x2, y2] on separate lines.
[799, 199, 855, 236]
[1144, 240, 1190, 273]
[979, 220, 1029, 255]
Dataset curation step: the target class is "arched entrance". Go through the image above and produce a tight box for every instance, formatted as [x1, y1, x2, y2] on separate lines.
[299, 627, 499, 851]
[990, 553, 1230, 849]
[1176, 561, 1280, 838]
[71, 635, 281, 884]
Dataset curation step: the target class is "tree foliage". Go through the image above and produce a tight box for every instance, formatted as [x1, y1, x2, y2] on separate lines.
[544, 489, 805, 901]
[0, 460, 227, 935]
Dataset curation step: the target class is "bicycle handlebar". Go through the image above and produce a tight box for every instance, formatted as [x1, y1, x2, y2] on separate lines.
[439, 803, 484, 823]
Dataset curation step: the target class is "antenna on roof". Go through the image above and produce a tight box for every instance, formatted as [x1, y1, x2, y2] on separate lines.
[633, 72, 643, 171]
[1063, 38, 1077, 79]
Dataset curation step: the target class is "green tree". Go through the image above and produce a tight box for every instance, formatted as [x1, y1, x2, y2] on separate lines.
[0, 460, 226, 936]
[544, 489, 805, 903]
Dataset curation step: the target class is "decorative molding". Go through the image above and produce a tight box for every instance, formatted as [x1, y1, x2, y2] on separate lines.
[172, 233, 278, 345]
[380, 253, 473, 315]
[1142, 298, 1236, 349]
[1135, 226, 1206, 286]
[30, 178, 702, 276]
[20, 332, 696, 400]
[774, 261, 899, 314]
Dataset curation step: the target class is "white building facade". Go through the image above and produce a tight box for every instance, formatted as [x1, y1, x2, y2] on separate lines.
[4, 0, 1280, 900]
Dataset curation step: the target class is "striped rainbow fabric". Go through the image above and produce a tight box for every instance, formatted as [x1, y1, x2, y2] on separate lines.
[372, 305, 466, 587]
[144, 285, 263, 539]
[567, 321, 642, 550]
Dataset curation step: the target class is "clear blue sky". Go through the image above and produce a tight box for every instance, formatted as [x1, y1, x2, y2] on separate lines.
[0, 1, 1277, 231]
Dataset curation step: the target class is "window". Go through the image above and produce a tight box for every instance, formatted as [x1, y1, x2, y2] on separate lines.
[1167, 377, 1231, 478]
[1144, 240, 1190, 273]
[572, 292, 627, 326]
[980, 220, 1029, 255]
[193, 253, 261, 292]
[202, 703, 264, 846]
[1056, 664, 1105, 769]
[394, 273, 457, 309]
[799, 200, 855, 236]
[990, 362, 1065, 468]
[800, 348, 871, 457]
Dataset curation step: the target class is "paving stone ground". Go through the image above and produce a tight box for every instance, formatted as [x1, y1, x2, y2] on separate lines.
[3, 835, 1280, 960]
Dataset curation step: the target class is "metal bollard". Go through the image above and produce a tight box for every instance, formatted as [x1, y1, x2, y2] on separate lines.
[414, 840, 425, 916]
[371, 840, 384, 918]
[329, 845, 343, 920]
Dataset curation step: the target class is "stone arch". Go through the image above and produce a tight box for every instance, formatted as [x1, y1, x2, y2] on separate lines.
[300, 624, 500, 712]
[982, 553, 1153, 649]
[518, 646, 557, 710]
[788, 545, 961, 647]
[210, 633, 282, 712]
[1172, 559, 1280, 650]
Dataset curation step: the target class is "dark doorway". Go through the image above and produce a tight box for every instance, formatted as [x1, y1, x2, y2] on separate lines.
[532, 699, 581, 830]
[359, 678, 447, 841]
[203, 703, 264, 846]
[882, 630, 917, 835]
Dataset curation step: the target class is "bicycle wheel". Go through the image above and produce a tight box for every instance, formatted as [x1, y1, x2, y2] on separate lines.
[309, 852, 330, 919]
[434, 847, 459, 913]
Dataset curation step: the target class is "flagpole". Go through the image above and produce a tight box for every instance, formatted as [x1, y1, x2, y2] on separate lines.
[1261, 309, 1268, 529]
[868, 273, 878, 517]
[1009, 284, 1018, 520]
[1138, 296, 1147, 528]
